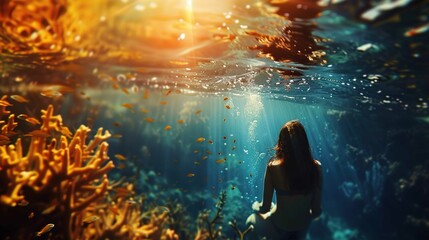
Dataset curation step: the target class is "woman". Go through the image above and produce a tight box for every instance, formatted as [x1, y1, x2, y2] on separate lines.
[246, 120, 323, 240]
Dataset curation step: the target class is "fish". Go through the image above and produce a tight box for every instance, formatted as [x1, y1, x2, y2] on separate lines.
[202, 156, 208, 160]
[144, 118, 155, 123]
[28, 212, 34, 219]
[0, 100, 12, 107]
[193, 150, 199, 154]
[117, 163, 126, 169]
[17, 200, 29, 206]
[164, 125, 172, 131]
[206, 150, 212, 155]
[186, 173, 195, 177]
[121, 103, 133, 109]
[216, 158, 226, 164]
[141, 108, 149, 113]
[42, 205, 56, 215]
[194, 161, 200, 165]
[37, 223, 54, 236]
[143, 90, 150, 99]
[231, 185, 236, 190]
[223, 97, 229, 101]
[126, 200, 137, 205]
[112, 122, 122, 127]
[225, 105, 231, 109]
[165, 89, 173, 96]
[231, 146, 236, 150]
[404, 23, 429, 37]
[195, 110, 202, 114]
[17, 114, 29, 120]
[177, 119, 185, 124]
[233, 139, 236, 143]
[196, 137, 205, 143]
[160, 101, 168, 105]
[113, 188, 133, 198]
[10, 95, 29, 103]
[40, 90, 62, 98]
[223, 136, 227, 140]
[25, 117, 41, 125]
[115, 154, 127, 161]
[112, 83, 119, 89]
[121, 87, 129, 94]
[111, 134, 123, 139]
[208, 140, 213, 144]
[82, 216, 100, 225]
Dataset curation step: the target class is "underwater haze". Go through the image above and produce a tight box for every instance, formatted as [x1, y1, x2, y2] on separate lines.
[0, 0, 428, 239]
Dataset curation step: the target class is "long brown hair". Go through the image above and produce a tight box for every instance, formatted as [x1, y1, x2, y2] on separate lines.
[273, 120, 318, 194]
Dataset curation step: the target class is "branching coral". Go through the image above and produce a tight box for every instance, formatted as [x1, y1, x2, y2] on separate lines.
[229, 220, 254, 240]
[0, 100, 114, 239]
[195, 191, 227, 240]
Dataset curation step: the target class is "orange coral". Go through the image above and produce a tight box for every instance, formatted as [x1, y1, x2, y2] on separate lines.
[0, 100, 179, 239]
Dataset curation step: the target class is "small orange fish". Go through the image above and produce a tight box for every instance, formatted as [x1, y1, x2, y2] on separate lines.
[187, 173, 195, 177]
[143, 90, 150, 99]
[28, 212, 34, 219]
[42, 205, 56, 215]
[83, 215, 100, 225]
[141, 108, 149, 113]
[208, 140, 213, 144]
[24, 130, 50, 138]
[40, 90, 62, 98]
[164, 125, 172, 131]
[195, 110, 202, 114]
[111, 134, 123, 139]
[223, 97, 229, 101]
[225, 105, 231, 109]
[165, 89, 173, 96]
[177, 119, 185, 124]
[196, 137, 205, 143]
[206, 150, 212, 155]
[25, 117, 41, 125]
[144, 118, 154, 123]
[160, 101, 168, 105]
[37, 223, 54, 237]
[10, 95, 29, 103]
[193, 150, 199, 154]
[202, 156, 208, 160]
[122, 103, 133, 109]
[0, 100, 12, 107]
[17, 114, 29, 120]
[112, 83, 119, 89]
[112, 122, 122, 127]
[117, 163, 126, 169]
[115, 154, 127, 161]
[216, 158, 226, 164]
[121, 88, 129, 94]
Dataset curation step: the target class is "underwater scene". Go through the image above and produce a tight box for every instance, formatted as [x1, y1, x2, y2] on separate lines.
[0, 0, 428, 239]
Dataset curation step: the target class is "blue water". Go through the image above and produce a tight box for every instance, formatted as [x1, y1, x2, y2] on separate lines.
[1, 0, 428, 239]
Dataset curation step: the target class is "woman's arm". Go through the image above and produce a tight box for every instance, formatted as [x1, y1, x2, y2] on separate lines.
[311, 160, 323, 219]
[259, 164, 274, 214]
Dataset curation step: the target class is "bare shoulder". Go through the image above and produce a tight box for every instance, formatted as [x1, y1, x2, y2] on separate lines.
[314, 160, 322, 166]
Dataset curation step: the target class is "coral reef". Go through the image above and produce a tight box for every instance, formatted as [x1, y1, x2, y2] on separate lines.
[0, 98, 178, 239]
